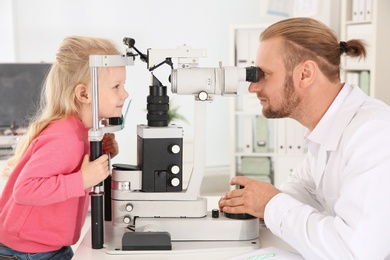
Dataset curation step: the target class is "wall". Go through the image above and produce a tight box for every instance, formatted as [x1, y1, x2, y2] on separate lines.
[0, 0, 338, 167]
[0, 0, 15, 61]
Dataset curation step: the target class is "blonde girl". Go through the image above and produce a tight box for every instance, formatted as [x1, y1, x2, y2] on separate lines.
[0, 36, 128, 259]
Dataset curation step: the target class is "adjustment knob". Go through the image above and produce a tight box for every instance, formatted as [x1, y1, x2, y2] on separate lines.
[171, 177, 180, 187]
[125, 204, 133, 212]
[123, 215, 131, 224]
[170, 165, 180, 174]
[212, 209, 220, 218]
[170, 144, 180, 154]
[198, 91, 208, 101]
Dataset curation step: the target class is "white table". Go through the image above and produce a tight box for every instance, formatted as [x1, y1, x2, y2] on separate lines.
[74, 224, 299, 259]
[73, 197, 300, 260]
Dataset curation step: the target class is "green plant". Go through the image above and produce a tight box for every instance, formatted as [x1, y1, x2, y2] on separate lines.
[168, 99, 188, 124]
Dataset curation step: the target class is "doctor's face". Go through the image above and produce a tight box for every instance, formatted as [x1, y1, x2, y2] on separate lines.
[248, 37, 301, 118]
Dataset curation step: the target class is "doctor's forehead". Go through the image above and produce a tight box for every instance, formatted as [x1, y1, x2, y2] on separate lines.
[256, 38, 285, 69]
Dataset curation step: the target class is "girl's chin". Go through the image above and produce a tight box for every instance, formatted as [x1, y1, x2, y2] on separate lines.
[100, 114, 122, 120]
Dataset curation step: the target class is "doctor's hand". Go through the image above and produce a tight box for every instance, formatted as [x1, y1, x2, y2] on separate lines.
[218, 176, 281, 219]
[102, 133, 119, 158]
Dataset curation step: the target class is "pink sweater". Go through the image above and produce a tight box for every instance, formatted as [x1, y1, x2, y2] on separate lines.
[0, 116, 90, 253]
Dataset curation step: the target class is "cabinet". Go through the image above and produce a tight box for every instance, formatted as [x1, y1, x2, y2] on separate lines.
[340, 0, 390, 105]
[229, 25, 307, 189]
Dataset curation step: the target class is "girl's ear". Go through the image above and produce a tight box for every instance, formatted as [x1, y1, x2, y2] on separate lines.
[74, 84, 91, 104]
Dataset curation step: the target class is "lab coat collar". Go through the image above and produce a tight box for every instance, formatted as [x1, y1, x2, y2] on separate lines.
[306, 84, 368, 155]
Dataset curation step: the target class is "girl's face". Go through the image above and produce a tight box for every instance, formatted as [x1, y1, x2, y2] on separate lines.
[97, 66, 129, 119]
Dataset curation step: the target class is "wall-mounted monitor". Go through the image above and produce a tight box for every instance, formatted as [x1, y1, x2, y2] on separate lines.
[0, 63, 51, 132]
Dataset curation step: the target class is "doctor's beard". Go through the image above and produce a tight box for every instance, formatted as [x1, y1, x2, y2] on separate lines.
[262, 73, 301, 119]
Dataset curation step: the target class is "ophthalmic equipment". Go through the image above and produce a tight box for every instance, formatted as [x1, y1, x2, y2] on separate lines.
[88, 37, 261, 253]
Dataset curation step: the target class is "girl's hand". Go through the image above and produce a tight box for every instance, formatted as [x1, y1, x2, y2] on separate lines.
[80, 154, 109, 189]
[102, 133, 119, 158]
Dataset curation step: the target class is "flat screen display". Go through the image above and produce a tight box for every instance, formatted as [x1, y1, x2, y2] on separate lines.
[0, 63, 51, 130]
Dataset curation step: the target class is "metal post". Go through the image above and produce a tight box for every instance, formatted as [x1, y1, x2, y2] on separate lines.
[89, 66, 104, 249]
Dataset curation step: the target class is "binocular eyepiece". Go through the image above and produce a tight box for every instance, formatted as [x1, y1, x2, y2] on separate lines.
[245, 66, 261, 83]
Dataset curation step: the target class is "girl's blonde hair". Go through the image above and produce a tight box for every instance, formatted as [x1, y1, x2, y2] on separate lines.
[8, 36, 121, 166]
[260, 17, 367, 83]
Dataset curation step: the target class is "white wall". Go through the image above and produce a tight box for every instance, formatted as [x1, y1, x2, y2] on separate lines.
[0, 0, 15, 61]
[0, 0, 338, 167]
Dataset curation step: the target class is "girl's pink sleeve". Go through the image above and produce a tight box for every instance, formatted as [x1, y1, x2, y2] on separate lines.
[13, 133, 87, 205]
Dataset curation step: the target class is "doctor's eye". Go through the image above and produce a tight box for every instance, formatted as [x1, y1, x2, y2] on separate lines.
[259, 70, 268, 78]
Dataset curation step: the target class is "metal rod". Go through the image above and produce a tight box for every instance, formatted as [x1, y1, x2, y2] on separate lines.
[91, 67, 99, 131]
[90, 66, 104, 249]
[91, 193, 104, 249]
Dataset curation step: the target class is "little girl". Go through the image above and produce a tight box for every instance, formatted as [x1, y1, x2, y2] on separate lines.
[0, 36, 129, 259]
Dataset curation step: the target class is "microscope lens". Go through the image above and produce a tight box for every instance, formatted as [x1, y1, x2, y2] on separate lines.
[147, 75, 169, 127]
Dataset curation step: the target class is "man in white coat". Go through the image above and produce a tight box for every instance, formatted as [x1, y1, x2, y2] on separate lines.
[219, 17, 390, 259]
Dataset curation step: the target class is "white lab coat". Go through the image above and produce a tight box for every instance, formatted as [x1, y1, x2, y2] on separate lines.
[264, 84, 390, 260]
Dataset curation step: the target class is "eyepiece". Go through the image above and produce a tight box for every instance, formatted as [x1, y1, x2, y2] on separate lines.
[123, 37, 135, 48]
[147, 75, 169, 127]
[245, 66, 260, 82]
